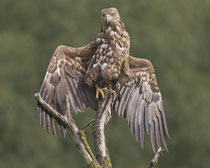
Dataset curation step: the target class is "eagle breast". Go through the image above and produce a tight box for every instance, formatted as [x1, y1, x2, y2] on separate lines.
[85, 9, 130, 86]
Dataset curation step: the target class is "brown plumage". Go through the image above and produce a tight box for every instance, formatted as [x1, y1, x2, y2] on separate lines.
[37, 7, 169, 153]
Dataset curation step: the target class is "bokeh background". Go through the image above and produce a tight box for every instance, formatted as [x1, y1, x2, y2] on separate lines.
[1, 0, 210, 167]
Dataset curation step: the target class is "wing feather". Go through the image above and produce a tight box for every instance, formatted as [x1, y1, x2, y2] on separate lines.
[128, 86, 139, 134]
[157, 101, 169, 137]
[45, 113, 51, 134]
[139, 96, 146, 148]
[157, 112, 168, 151]
[150, 121, 157, 153]
[38, 44, 98, 136]
[50, 115, 56, 136]
[134, 91, 141, 142]
[114, 55, 169, 153]
[154, 115, 161, 149]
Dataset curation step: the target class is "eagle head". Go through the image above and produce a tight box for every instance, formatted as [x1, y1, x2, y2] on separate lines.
[101, 8, 125, 33]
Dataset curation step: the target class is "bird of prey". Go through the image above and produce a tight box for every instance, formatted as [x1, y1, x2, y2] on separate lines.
[37, 7, 169, 153]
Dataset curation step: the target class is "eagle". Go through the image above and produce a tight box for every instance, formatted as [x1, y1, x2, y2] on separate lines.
[37, 8, 169, 153]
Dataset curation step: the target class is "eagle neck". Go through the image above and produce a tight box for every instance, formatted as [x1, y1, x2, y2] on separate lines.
[102, 25, 130, 54]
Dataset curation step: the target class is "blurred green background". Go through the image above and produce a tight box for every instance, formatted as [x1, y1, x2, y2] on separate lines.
[1, 0, 210, 167]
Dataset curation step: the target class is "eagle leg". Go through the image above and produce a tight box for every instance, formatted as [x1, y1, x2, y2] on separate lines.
[95, 84, 108, 99]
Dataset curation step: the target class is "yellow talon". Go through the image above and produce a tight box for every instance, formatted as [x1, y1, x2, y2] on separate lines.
[96, 84, 107, 99]
[109, 84, 117, 101]
[95, 84, 117, 100]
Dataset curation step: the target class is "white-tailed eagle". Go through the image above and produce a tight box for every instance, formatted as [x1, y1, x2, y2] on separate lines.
[37, 8, 169, 153]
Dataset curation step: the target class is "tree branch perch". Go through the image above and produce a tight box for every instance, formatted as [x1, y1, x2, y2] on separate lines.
[148, 147, 164, 168]
[34, 92, 163, 168]
[34, 93, 101, 168]
[91, 91, 113, 167]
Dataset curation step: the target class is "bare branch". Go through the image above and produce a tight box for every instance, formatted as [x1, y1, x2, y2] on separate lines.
[148, 147, 164, 168]
[81, 119, 95, 131]
[92, 91, 113, 167]
[34, 93, 101, 168]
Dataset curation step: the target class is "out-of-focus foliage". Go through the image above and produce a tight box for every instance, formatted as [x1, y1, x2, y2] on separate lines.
[0, 0, 210, 167]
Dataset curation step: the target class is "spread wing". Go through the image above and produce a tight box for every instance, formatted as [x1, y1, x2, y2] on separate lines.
[37, 43, 98, 136]
[113, 56, 169, 153]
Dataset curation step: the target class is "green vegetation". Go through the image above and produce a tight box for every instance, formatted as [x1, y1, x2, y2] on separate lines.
[0, 0, 210, 167]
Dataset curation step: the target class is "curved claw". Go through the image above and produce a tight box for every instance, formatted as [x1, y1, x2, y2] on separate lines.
[96, 84, 108, 99]
[95, 84, 117, 101]
[109, 84, 117, 101]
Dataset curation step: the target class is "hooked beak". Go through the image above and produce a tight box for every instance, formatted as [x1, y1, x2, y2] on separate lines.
[105, 15, 111, 24]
